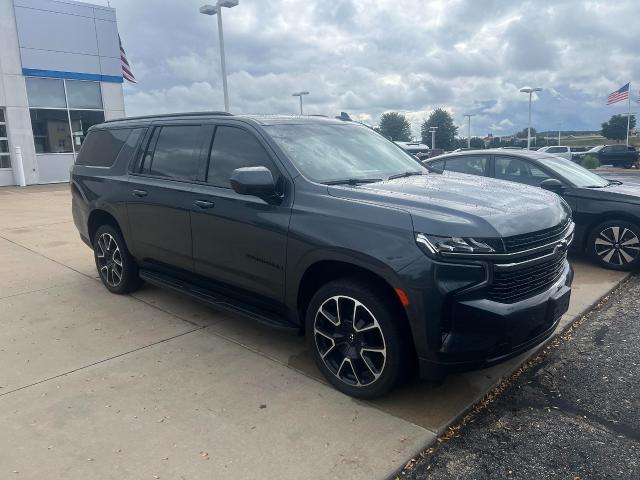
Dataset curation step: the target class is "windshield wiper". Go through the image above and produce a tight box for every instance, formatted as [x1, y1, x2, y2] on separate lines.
[607, 180, 623, 186]
[387, 171, 425, 180]
[324, 177, 383, 186]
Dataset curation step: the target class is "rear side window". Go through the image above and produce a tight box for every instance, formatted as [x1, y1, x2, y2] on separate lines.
[76, 129, 131, 167]
[141, 125, 202, 181]
[445, 155, 489, 176]
[207, 126, 280, 188]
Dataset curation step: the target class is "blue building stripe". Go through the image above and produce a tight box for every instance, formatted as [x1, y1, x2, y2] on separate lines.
[22, 68, 123, 83]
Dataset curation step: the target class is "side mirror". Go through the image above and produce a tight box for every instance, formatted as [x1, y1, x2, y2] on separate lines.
[230, 166, 278, 199]
[540, 178, 565, 193]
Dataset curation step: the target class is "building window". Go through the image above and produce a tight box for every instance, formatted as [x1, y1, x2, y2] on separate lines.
[0, 109, 10, 168]
[25, 77, 105, 154]
[30, 109, 73, 153]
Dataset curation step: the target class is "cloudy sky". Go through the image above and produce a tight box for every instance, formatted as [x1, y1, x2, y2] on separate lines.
[107, 0, 639, 138]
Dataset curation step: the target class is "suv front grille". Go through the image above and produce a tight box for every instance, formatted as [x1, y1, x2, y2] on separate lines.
[503, 219, 570, 253]
[488, 252, 567, 303]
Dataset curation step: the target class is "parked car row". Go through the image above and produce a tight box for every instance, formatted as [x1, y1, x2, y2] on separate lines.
[74, 112, 616, 398]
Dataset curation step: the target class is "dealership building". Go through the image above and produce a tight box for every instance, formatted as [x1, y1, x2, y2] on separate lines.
[0, 0, 126, 186]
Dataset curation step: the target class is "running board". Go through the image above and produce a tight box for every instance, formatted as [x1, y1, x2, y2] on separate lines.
[139, 269, 299, 332]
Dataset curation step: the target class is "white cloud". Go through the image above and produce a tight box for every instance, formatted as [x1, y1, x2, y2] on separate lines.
[111, 0, 640, 135]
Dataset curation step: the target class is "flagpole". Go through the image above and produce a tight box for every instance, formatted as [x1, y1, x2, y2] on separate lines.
[627, 82, 631, 146]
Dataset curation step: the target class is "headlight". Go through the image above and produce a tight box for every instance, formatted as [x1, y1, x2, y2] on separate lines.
[416, 233, 496, 257]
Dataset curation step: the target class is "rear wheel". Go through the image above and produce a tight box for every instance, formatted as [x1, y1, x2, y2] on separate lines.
[587, 220, 640, 271]
[93, 224, 142, 294]
[306, 279, 406, 399]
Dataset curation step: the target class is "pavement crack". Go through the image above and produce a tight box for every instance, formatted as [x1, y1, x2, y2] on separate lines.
[0, 326, 205, 398]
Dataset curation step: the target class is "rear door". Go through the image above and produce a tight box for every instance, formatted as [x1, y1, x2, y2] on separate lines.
[126, 123, 207, 272]
[190, 123, 292, 302]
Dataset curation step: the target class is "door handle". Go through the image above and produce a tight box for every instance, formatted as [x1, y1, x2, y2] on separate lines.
[132, 189, 148, 197]
[194, 200, 215, 209]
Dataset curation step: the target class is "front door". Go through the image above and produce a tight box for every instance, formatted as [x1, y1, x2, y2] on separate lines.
[126, 123, 207, 272]
[190, 124, 291, 302]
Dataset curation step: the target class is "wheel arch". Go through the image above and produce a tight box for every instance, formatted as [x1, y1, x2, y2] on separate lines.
[581, 211, 640, 251]
[88, 209, 124, 245]
[295, 259, 416, 362]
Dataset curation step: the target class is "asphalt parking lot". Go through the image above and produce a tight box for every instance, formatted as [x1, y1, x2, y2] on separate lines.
[0, 184, 629, 480]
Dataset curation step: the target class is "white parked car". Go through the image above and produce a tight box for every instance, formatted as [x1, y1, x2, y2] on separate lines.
[537, 145, 573, 161]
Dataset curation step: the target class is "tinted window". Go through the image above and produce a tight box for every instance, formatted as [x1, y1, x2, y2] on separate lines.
[66, 80, 103, 109]
[444, 155, 488, 176]
[144, 126, 202, 181]
[495, 156, 551, 186]
[76, 128, 132, 167]
[30, 109, 72, 153]
[546, 147, 567, 153]
[428, 159, 445, 170]
[26, 78, 66, 108]
[70, 110, 105, 148]
[207, 126, 279, 188]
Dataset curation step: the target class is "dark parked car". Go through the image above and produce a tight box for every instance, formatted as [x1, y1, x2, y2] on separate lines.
[72, 113, 573, 398]
[425, 149, 640, 270]
[574, 144, 639, 168]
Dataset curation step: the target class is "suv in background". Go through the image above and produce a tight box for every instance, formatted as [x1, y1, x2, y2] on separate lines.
[71, 112, 573, 398]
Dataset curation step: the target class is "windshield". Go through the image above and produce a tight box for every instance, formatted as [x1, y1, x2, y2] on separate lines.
[265, 123, 426, 183]
[540, 155, 608, 187]
[588, 145, 604, 153]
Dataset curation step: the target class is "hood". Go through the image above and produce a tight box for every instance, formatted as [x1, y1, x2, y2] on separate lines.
[575, 182, 640, 204]
[328, 172, 570, 238]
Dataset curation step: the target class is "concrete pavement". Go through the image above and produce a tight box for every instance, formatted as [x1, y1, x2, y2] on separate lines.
[0, 184, 629, 479]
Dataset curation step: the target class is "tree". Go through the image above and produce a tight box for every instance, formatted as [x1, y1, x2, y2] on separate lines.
[378, 112, 412, 141]
[601, 114, 636, 142]
[421, 108, 458, 150]
[516, 127, 537, 138]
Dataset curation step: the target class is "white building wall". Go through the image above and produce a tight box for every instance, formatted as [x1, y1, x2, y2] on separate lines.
[0, 0, 37, 185]
[0, 0, 126, 186]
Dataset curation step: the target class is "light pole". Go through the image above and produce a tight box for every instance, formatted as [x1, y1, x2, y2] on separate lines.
[292, 91, 310, 115]
[558, 122, 561, 146]
[519, 86, 542, 150]
[463, 114, 474, 148]
[200, 1, 239, 112]
[429, 127, 438, 149]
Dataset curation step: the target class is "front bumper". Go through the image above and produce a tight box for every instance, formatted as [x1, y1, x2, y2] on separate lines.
[420, 261, 572, 375]
[399, 250, 573, 380]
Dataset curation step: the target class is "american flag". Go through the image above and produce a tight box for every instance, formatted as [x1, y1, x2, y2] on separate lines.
[607, 83, 629, 105]
[119, 35, 136, 83]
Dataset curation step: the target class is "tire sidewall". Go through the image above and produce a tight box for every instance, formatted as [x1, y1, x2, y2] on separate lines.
[305, 279, 405, 399]
[587, 220, 640, 271]
[93, 225, 138, 294]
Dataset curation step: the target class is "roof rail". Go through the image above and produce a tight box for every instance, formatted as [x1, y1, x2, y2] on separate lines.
[104, 111, 233, 123]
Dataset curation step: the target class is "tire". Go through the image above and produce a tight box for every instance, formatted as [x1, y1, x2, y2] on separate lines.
[93, 224, 142, 294]
[587, 220, 640, 271]
[306, 279, 406, 399]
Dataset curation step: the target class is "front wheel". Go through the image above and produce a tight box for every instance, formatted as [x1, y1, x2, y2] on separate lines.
[587, 220, 640, 271]
[306, 279, 406, 399]
[93, 224, 142, 294]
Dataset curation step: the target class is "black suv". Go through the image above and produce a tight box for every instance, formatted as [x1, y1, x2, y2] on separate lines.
[71, 112, 574, 398]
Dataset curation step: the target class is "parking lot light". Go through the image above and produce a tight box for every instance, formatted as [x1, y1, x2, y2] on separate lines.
[520, 87, 542, 150]
[429, 126, 438, 150]
[464, 114, 474, 149]
[292, 91, 310, 115]
[200, 1, 239, 112]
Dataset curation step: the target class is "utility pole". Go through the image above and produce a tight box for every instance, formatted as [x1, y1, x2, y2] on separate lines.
[292, 91, 310, 115]
[520, 87, 542, 150]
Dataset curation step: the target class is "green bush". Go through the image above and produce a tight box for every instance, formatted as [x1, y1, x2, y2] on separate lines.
[581, 155, 600, 170]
